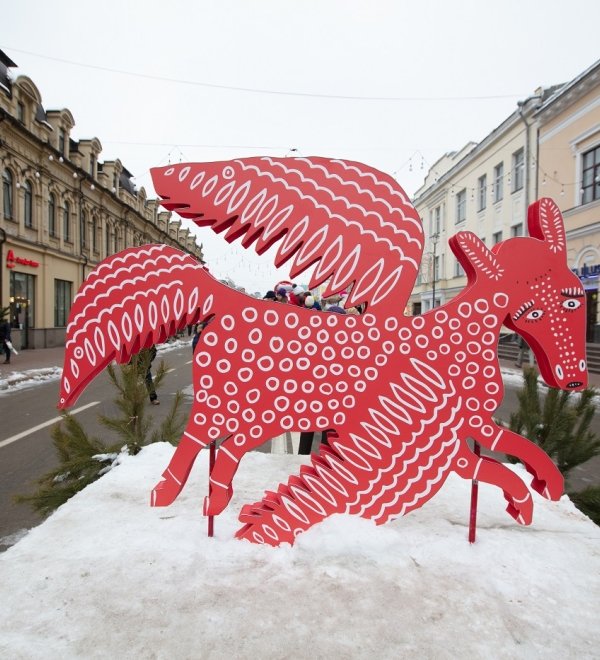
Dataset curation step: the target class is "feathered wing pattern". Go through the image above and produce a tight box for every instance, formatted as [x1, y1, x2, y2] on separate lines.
[58, 244, 208, 409]
[151, 157, 424, 310]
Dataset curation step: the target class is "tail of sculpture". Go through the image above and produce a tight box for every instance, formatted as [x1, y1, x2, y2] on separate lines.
[58, 244, 207, 409]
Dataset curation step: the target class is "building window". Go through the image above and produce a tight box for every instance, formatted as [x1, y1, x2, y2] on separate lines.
[54, 279, 72, 327]
[63, 201, 71, 242]
[493, 163, 503, 203]
[3, 168, 14, 219]
[430, 205, 441, 236]
[48, 193, 57, 237]
[80, 210, 87, 248]
[92, 217, 98, 252]
[17, 101, 25, 123]
[456, 189, 466, 223]
[454, 258, 465, 277]
[511, 223, 523, 237]
[105, 224, 111, 258]
[582, 145, 600, 205]
[493, 230, 503, 244]
[10, 271, 36, 340]
[477, 175, 487, 211]
[89, 154, 95, 178]
[23, 179, 33, 228]
[512, 148, 524, 192]
[58, 128, 66, 156]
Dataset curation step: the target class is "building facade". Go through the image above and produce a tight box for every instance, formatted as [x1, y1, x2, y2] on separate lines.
[0, 51, 203, 349]
[410, 58, 600, 342]
[535, 60, 600, 341]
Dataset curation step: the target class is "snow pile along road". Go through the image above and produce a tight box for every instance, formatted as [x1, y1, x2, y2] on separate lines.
[0, 444, 598, 659]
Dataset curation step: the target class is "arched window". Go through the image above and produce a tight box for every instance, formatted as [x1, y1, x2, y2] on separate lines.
[114, 228, 119, 253]
[63, 201, 71, 242]
[92, 217, 98, 252]
[23, 179, 33, 228]
[80, 209, 87, 248]
[105, 223, 110, 258]
[48, 193, 57, 236]
[3, 169, 13, 219]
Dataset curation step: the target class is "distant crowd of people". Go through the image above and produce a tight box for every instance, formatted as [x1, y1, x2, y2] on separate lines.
[261, 282, 363, 316]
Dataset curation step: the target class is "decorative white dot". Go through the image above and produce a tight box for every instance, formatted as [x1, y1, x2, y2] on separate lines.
[194, 413, 207, 425]
[474, 299, 489, 313]
[246, 389, 261, 404]
[483, 314, 497, 328]
[493, 293, 509, 308]
[238, 368, 253, 382]
[449, 319, 460, 330]
[348, 365, 361, 377]
[285, 314, 299, 329]
[484, 399, 497, 411]
[250, 425, 263, 439]
[263, 410, 275, 424]
[221, 315, 235, 331]
[297, 357, 310, 370]
[466, 397, 480, 411]
[284, 380, 298, 393]
[416, 334, 429, 348]
[467, 342, 480, 355]
[457, 458, 468, 468]
[224, 338, 238, 353]
[281, 416, 293, 430]
[399, 328, 412, 341]
[280, 358, 293, 372]
[412, 316, 425, 329]
[207, 395, 221, 409]
[335, 381, 349, 392]
[322, 347, 336, 361]
[357, 346, 370, 359]
[333, 412, 346, 425]
[451, 333, 463, 345]
[203, 332, 218, 347]
[224, 381, 238, 396]
[196, 351, 211, 367]
[330, 363, 344, 376]
[368, 327, 381, 341]
[327, 314, 338, 327]
[242, 348, 255, 362]
[382, 341, 394, 354]
[462, 377, 476, 389]
[485, 381, 499, 394]
[226, 419, 239, 433]
[400, 343, 410, 355]
[227, 400, 240, 414]
[458, 302, 472, 318]
[301, 381, 315, 394]
[355, 380, 367, 392]
[352, 331, 364, 343]
[467, 322, 480, 336]
[249, 328, 263, 344]
[439, 344, 450, 355]
[336, 331, 349, 344]
[319, 383, 334, 395]
[313, 365, 328, 379]
[309, 315, 322, 327]
[375, 354, 388, 367]
[298, 326, 311, 340]
[266, 377, 279, 391]
[455, 351, 466, 363]
[469, 415, 483, 428]
[341, 346, 354, 359]
[481, 425, 494, 437]
[257, 356, 275, 372]
[365, 368, 378, 381]
[242, 307, 258, 323]
[435, 310, 449, 323]
[264, 310, 278, 326]
[275, 396, 289, 410]
[216, 359, 231, 373]
[449, 365, 460, 377]
[385, 317, 399, 331]
[200, 375, 213, 389]
[317, 330, 330, 343]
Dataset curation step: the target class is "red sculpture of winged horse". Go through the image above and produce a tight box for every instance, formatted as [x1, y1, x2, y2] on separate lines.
[58, 157, 587, 546]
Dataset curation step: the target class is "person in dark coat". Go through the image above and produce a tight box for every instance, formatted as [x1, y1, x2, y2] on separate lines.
[0, 311, 12, 365]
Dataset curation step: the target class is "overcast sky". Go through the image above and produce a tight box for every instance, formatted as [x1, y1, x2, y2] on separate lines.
[3, 0, 600, 294]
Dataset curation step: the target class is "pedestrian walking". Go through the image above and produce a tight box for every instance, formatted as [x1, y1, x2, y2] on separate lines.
[0, 308, 13, 365]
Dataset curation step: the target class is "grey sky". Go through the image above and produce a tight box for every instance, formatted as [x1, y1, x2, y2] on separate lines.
[3, 0, 600, 293]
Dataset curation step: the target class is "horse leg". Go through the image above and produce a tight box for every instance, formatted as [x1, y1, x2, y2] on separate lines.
[473, 423, 563, 500]
[203, 430, 268, 516]
[454, 447, 534, 525]
[151, 413, 212, 507]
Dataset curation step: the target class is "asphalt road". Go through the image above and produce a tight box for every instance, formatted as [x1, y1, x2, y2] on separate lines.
[1, 348, 598, 550]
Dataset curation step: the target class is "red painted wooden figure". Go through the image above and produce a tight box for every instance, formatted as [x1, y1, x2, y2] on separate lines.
[57, 157, 587, 546]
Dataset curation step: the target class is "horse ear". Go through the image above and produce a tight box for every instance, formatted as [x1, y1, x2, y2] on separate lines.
[527, 198, 566, 255]
[450, 231, 504, 282]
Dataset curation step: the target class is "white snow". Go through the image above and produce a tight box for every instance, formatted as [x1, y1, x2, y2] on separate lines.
[1, 443, 599, 659]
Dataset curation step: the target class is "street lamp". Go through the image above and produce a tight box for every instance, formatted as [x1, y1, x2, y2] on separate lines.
[431, 232, 439, 309]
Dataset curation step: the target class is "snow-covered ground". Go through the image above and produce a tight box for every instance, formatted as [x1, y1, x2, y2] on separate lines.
[1, 443, 598, 659]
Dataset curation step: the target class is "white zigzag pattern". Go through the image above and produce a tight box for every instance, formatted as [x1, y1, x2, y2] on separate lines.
[368, 406, 463, 522]
[238, 162, 422, 255]
[66, 280, 185, 348]
[347, 385, 458, 510]
[263, 157, 420, 230]
[68, 263, 198, 335]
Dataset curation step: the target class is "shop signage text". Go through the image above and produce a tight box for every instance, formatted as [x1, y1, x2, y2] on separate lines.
[6, 249, 40, 269]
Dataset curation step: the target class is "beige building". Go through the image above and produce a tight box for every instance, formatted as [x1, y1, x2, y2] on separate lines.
[0, 50, 203, 349]
[410, 58, 600, 344]
[536, 60, 600, 341]
[409, 88, 559, 314]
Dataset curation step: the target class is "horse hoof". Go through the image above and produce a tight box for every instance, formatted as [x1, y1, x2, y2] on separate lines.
[203, 486, 233, 516]
[505, 492, 533, 525]
[150, 478, 181, 507]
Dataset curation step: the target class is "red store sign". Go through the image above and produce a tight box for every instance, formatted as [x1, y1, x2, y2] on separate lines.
[6, 249, 40, 269]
